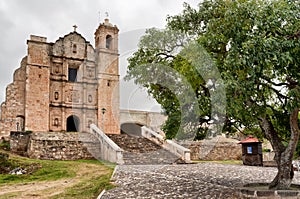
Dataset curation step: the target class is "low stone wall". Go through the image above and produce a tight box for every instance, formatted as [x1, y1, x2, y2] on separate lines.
[263, 152, 275, 161]
[10, 131, 32, 156]
[181, 136, 242, 161]
[27, 132, 96, 160]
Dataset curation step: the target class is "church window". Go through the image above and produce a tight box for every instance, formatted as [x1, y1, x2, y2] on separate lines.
[88, 68, 94, 77]
[107, 80, 111, 87]
[106, 35, 112, 49]
[55, 64, 60, 73]
[54, 118, 59, 126]
[68, 68, 77, 82]
[72, 44, 77, 53]
[54, 92, 59, 100]
[88, 95, 92, 103]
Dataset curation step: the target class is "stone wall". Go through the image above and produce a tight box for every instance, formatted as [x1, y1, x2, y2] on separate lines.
[10, 131, 32, 156]
[0, 58, 27, 137]
[27, 132, 97, 160]
[9, 132, 99, 160]
[181, 136, 242, 161]
[263, 152, 275, 161]
[120, 110, 167, 132]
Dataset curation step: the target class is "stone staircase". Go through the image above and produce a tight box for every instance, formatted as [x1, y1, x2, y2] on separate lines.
[108, 134, 181, 165]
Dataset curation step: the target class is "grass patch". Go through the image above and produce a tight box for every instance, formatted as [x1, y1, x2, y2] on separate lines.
[0, 154, 76, 185]
[51, 171, 115, 199]
[0, 151, 115, 198]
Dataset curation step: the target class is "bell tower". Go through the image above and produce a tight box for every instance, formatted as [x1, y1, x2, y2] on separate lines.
[94, 18, 120, 134]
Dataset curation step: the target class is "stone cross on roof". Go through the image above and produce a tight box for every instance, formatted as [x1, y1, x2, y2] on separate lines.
[73, 25, 78, 32]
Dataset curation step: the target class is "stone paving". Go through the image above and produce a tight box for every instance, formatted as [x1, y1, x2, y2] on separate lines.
[102, 163, 300, 199]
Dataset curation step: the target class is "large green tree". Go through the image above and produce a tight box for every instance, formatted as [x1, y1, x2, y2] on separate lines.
[126, 28, 216, 140]
[126, 0, 300, 189]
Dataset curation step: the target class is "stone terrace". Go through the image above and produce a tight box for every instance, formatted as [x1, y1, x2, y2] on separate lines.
[102, 163, 300, 199]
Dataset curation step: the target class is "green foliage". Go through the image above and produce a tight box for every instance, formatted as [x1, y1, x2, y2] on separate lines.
[0, 140, 10, 151]
[0, 152, 8, 163]
[126, 0, 300, 144]
[126, 28, 217, 140]
[194, 127, 209, 140]
[263, 148, 271, 153]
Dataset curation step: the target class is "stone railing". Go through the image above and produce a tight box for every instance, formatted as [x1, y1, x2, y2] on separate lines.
[90, 124, 124, 164]
[141, 126, 191, 163]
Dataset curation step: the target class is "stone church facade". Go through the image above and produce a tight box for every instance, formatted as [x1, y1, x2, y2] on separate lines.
[0, 19, 120, 137]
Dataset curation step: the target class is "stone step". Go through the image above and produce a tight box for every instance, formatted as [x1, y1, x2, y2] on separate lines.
[108, 134, 161, 153]
[108, 133, 180, 165]
[123, 150, 180, 165]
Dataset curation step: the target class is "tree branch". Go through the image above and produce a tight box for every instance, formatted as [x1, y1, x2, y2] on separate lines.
[260, 115, 285, 154]
[155, 52, 175, 60]
[262, 76, 289, 87]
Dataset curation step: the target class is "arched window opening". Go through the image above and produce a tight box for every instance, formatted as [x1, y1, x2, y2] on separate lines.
[54, 92, 59, 100]
[88, 95, 92, 103]
[106, 35, 112, 49]
[66, 115, 80, 132]
[72, 44, 77, 53]
[54, 118, 59, 126]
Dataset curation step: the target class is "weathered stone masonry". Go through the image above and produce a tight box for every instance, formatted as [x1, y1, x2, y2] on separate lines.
[0, 19, 120, 137]
[10, 131, 97, 160]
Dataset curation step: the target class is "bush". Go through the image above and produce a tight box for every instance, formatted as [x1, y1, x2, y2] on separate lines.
[0, 152, 8, 163]
[263, 148, 271, 152]
[0, 140, 10, 151]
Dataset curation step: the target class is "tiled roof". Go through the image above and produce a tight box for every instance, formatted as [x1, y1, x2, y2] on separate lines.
[238, 136, 260, 144]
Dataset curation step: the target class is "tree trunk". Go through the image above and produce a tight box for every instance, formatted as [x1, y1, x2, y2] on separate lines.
[261, 108, 299, 190]
[268, 152, 294, 189]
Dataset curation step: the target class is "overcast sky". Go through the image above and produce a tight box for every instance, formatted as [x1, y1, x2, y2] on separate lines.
[0, 0, 198, 112]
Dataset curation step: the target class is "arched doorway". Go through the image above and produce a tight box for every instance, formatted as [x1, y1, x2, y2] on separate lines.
[121, 123, 144, 137]
[66, 115, 80, 132]
[16, 115, 25, 132]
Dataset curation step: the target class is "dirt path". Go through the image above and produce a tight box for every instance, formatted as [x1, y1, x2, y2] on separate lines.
[0, 163, 109, 199]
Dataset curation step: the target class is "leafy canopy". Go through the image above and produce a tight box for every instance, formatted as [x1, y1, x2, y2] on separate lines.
[126, 0, 300, 141]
